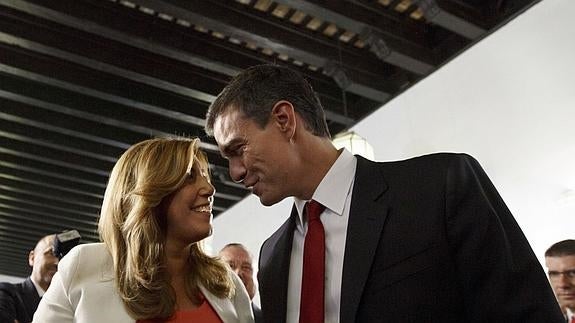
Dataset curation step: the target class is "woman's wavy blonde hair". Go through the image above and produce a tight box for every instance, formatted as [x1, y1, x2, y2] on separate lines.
[98, 137, 234, 320]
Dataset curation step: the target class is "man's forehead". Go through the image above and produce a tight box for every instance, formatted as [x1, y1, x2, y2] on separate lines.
[35, 235, 55, 251]
[214, 107, 244, 131]
[547, 255, 575, 267]
[222, 246, 251, 257]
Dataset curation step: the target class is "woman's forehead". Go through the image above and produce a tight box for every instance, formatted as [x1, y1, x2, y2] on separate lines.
[188, 156, 208, 172]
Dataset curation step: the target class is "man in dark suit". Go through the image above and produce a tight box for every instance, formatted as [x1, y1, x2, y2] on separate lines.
[219, 243, 263, 323]
[545, 240, 575, 322]
[0, 235, 58, 323]
[205, 64, 564, 322]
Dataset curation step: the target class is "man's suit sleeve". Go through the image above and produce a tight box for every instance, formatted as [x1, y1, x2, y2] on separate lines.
[0, 284, 19, 322]
[444, 154, 563, 322]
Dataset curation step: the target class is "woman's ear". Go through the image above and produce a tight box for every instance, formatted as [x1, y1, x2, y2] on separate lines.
[271, 100, 296, 139]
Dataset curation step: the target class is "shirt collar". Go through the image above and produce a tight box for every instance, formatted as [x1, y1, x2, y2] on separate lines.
[294, 148, 357, 229]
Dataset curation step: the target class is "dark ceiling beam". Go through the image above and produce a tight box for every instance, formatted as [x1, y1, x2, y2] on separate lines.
[0, 120, 242, 203]
[0, 146, 241, 211]
[0, 229, 98, 246]
[0, 183, 101, 211]
[0, 130, 117, 164]
[0, 0, 239, 79]
[0, 0, 356, 127]
[273, 0, 435, 75]
[0, 213, 99, 241]
[415, 0, 486, 39]
[0, 32, 214, 124]
[126, 0, 394, 103]
[0, 118, 125, 162]
[0, 239, 48, 252]
[0, 202, 99, 229]
[0, 174, 102, 205]
[0, 95, 130, 150]
[0, 191, 100, 219]
[0, 143, 111, 178]
[0, 158, 105, 191]
[0, 80, 218, 155]
[0, 118, 243, 206]
[0, 171, 103, 200]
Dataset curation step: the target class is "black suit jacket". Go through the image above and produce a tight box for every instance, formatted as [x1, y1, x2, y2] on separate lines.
[252, 302, 263, 323]
[0, 277, 41, 323]
[258, 153, 563, 323]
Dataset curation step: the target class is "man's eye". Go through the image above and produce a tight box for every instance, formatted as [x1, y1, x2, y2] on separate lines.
[232, 145, 245, 156]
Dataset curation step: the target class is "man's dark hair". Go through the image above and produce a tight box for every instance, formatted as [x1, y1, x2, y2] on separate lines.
[545, 239, 575, 257]
[205, 64, 330, 138]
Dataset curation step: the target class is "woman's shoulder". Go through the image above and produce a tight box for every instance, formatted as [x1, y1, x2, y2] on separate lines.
[65, 243, 109, 261]
[60, 243, 112, 274]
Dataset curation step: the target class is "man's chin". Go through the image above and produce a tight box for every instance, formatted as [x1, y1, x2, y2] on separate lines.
[258, 194, 286, 206]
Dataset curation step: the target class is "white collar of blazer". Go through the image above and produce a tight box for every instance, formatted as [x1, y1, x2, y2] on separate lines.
[199, 282, 240, 322]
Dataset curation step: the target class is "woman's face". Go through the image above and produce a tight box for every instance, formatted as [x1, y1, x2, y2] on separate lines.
[165, 160, 215, 246]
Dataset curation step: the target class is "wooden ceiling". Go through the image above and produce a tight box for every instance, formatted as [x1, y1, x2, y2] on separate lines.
[0, 0, 539, 277]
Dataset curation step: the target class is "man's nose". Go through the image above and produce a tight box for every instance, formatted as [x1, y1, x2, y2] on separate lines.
[229, 159, 246, 184]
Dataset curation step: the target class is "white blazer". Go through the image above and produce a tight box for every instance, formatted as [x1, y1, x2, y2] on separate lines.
[33, 243, 254, 323]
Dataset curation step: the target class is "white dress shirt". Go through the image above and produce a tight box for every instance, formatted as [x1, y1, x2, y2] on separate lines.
[286, 148, 357, 323]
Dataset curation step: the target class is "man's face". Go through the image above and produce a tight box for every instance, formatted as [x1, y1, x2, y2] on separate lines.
[546, 255, 575, 312]
[29, 237, 59, 289]
[213, 108, 294, 206]
[219, 246, 256, 299]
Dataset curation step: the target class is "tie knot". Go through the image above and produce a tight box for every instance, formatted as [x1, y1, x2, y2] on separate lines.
[305, 200, 325, 221]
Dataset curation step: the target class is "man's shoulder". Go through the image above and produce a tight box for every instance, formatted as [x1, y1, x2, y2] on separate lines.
[0, 281, 17, 295]
[359, 152, 477, 174]
[372, 152, 473, 166]
[0, 280, 26, 307]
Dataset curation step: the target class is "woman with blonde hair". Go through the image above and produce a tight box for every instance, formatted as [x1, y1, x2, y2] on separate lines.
[34, 137, 254, 323]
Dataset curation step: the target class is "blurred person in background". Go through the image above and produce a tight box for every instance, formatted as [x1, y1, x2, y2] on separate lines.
[219, 243, 262, 323]
[33, 138, 254, 323]
[0, 234, 57, 323]
[546, 239, 575, 322]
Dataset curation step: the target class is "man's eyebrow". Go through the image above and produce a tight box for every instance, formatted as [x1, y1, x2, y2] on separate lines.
[220, 138, 243, 156]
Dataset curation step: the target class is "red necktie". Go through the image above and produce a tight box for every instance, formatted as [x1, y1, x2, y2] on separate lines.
[299, 200, 326, 323]
[570, 316, 575, 323]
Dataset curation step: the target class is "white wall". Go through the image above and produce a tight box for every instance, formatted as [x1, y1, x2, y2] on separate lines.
[0, 274, 24, 283]
[212, 0, 574, 276]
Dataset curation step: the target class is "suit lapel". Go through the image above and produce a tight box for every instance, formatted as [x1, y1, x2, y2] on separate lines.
[340, 156, 389, 323]
[22, 277, 41, 320]
[258, 206, 297, 323]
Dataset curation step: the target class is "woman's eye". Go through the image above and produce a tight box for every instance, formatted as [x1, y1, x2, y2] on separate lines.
[186, 170, 196, 181]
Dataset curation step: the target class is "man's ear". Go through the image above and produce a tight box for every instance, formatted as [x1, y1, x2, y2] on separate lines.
[271, 100, 297, 139]
[28, 250, 35, 267]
